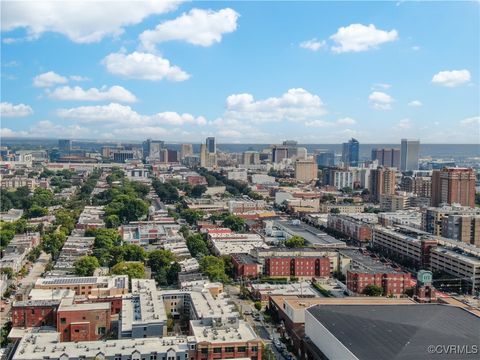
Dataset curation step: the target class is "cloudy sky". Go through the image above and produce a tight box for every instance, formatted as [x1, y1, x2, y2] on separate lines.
[1, 0, 479, 143]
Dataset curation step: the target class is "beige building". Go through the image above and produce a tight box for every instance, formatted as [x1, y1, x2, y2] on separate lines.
[294, 158, 317, 183]
[180, 143, 193, 160]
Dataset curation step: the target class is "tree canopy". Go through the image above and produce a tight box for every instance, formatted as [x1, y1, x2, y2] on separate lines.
[200, 255, 228, 283]
[285, 235, 306, 248]
[111, 261, 145, 279]
[74, 256, 99, 276]
[363, 284, 383, 296]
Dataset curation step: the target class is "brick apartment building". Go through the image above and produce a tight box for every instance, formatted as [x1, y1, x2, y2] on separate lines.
[431, 167, 476, 207]
[57, 299, 111, 342]
[231, 253, 260, 278]
[264, 256, 331, 278]
[327, 214, 375, 242]
[346, 270, 411, 295]
[12, 300, 59, 328]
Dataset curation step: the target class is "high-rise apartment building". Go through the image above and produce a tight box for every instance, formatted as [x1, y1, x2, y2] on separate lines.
[342, 138, 359, 167]
[206, 137, 216, 153]
[242, 151, 260, 165]
[294, 159, 317, 183]
[400, 139, 420, 171]
[401, 175, 432, 198]
[200, 142, 216, 168]
[442, 215, 480, 247]
[371, 148, 400, 168]
[180, 144, 193, 160]
[369, 167, 397, 203]
[431, 167, 476, 207]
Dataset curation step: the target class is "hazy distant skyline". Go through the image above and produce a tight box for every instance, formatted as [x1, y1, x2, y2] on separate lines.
[1, 1, 479, 143]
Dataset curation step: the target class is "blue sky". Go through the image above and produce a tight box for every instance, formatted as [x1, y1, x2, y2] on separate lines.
[1, 0, 479, 143]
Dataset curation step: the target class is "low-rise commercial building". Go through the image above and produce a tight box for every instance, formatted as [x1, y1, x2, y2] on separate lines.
[35, 276, 129, 297]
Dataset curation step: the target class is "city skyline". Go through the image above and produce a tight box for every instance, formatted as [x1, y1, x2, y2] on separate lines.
[1, 1, 479, 143]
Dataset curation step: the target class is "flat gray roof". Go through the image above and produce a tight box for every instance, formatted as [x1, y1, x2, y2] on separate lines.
[307, 304, 480, 360]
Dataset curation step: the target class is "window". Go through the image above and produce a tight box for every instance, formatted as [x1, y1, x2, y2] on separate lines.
[74, 329, 80, 333]
[225, 347, 234, 353]
[252, 346, 258, 352]
[237, 347, 247, 353]
[60, 318, 66, 324]
[201, 348, 208, 354]
[213, 348, 222, 353]
[97, 327, 106, 335]
[31, 309, 35, 315]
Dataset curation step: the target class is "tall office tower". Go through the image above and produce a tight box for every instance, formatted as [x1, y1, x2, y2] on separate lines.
[272, 146, 289, 163]
[180, 144, 193, 160]
[369, 166, 397, 203]
[341, 138, 359, 167]
[294, 159, 317, 183]
[58, 139, 72, 153]
[206, 137, 216, 153]
[400, 139, 420, 171]
[315, 149, 335, 167]
[242, 151, 260, 165]
[200, 144, 208, 167]
[296, 147, 308, 160]
[431, 167, 476, 207]
[371, 148, 400, 168]
[167, 150, 179, 163]
[142, 139, 164, 160]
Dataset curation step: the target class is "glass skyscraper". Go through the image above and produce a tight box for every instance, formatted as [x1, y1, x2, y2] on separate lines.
[400, 139, 420, 171]
[342, 138, 359, 167]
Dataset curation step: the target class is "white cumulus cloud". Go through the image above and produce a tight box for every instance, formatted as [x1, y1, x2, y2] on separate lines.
[225, 88, 326, 123]
[33, 71, 68, 88]
[336, 117, 357, 125]
[431, 69, 471, 87]
[394, 118, 412, 130]
[330, 24, 398, 53]
[1, 102, 34, 117]
[408, 100, 422, 107]
[140, 8, 239, 51]
[299, 38, 325, 51]
[48, 85, 137, 103]
[460, 116, 480, 126]
[2, 1, 182, 43]
[369, 91, 394, 110]
[103, 51, 189, 81]
[57, 103, 206, 127]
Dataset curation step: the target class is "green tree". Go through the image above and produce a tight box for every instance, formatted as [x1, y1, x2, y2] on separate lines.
[190, 185, 207, 198]
[148, 250, 175, 273]
[42, 232, 66, 258]
[27, 205, 48, 218]
[167, 262, 181, 285]
[74, 256, 100, 276]
[186, 234, 209, 257]
[330, 208, 341, 214]
[285, 235, 306, 248]
[222, 215, 246, 232]
[93, 228, 122, 249]
[0, 267, 14, 279]
[122, 244, 146, 262]
[200, 255, 228, 282]
[363, 284, 383, 296]
[111, 261, 145, 279]
[254, 301, 262, 311]
[180, 209, 204, 225]
[105, 214, 121, 228]
[0, 229, 15, 249]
